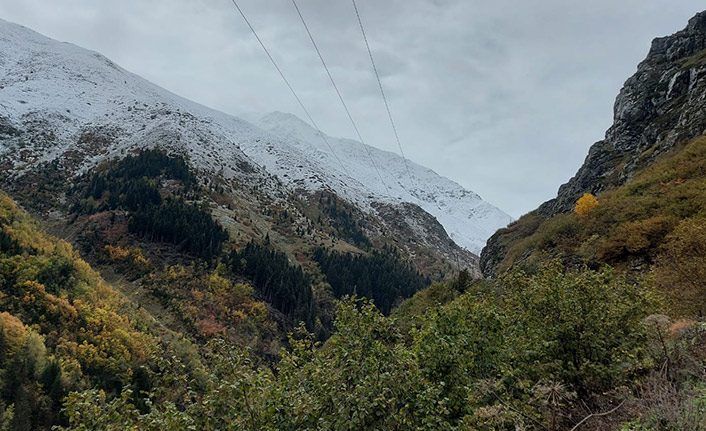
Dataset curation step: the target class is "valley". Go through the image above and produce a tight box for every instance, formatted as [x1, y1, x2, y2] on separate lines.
[1, 8, 706, 431]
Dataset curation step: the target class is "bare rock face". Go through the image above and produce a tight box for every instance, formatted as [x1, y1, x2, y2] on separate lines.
[481, 10, 706, 276]
[542, 11, 706, 216]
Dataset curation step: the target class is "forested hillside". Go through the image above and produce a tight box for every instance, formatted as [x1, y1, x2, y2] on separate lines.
[313, 246, 429, 315]
[230, 240, 317, 331]
[71, 149, 227, 261]
[4, 188, 705, 430]
[0, 191, 163, 429]
[47, 257, 706, 431]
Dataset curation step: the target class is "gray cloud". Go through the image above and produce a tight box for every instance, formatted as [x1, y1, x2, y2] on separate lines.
[0, 0, 703, 217]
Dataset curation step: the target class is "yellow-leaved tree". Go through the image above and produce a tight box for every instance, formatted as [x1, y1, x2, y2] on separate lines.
[574, 193, 599, 218]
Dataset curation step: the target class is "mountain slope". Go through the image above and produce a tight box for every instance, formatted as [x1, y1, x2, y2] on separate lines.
[0, 18, 509, 263]
[0, 17, 279, 192]
[0, 190, 163, 429]
[481, 10, 706, 276]
[248, 111, 513, 254]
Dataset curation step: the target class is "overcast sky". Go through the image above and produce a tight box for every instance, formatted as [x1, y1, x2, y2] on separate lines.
[1, 1, 704, 217]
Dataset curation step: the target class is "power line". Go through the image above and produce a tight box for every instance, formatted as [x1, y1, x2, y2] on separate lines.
[227, 0, 350, 178]
[351, 0, 415, 187]
[291, 0, 389, 192]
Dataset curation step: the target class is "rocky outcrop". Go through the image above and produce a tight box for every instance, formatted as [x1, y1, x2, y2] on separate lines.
[0, 116, 20, 137]
[540, 11, 706, 216]
[482, 10, 706, 276]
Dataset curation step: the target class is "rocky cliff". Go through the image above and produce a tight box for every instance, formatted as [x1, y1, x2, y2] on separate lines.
[481, 10, 706, 276]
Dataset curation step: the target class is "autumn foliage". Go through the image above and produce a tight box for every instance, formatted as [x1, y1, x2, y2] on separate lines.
[574, 193, 599, 218]
[0, 191, 158, 429]
[494, 136, 706, 273]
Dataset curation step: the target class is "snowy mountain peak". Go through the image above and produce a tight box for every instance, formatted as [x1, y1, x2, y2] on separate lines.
[0, 18, 511, 255]
[255, 111, 337, 155]
[250, 112, 514, 253]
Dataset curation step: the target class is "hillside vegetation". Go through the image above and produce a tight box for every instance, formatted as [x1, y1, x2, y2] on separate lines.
[0, 191, 161, 429]
[313, 245, 430, 315]
[71, 149, 227, 260]
[487, 136, 706, 316]
[8, 188, 703, 430]
[3, 92, 705, 431]
[50, 262, 706, 431]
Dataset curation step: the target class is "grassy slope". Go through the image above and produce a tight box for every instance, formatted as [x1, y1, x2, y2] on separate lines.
[491, 135, 706, 274]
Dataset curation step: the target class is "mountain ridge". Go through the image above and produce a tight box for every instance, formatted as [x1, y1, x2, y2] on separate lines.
[0, 17, 510, 257]
[248, 110, 513, 253]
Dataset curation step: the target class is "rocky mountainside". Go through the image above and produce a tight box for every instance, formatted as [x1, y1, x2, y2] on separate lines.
[0, 18, 510, 277]
[481, 10, 706, 276]
[539, 11, 706, 216]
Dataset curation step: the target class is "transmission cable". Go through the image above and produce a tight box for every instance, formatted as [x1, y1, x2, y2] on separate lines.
[291, 0, 389, 192]
[352, 0, 415, 187]
[227, 0, 350, 177]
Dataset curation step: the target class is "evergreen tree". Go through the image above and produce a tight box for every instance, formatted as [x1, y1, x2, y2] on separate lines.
[230, 241, 316, 329]
[313, 246, 429, 315]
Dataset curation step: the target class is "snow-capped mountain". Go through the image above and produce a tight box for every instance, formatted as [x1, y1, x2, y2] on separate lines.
[245, 112, 512, 253]
[0, 18, 275, 188]
[0, 18, 509, 257]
